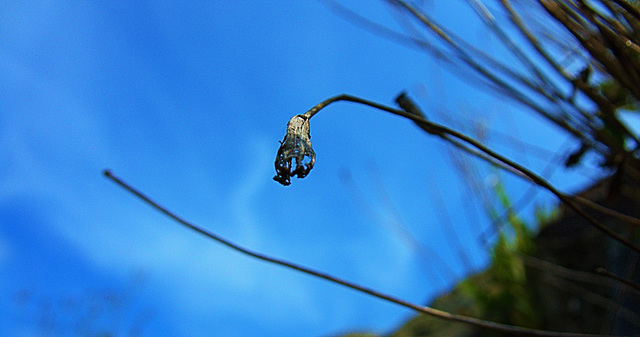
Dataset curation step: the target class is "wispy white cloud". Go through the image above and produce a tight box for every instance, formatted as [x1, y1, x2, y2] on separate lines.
[227, 138, 273, 247]
[0, 232, 10, 266]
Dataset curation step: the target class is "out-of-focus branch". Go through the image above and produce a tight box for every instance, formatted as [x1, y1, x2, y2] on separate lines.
[572, 195, 640, 228]
[466, 0, 561, 97]
[323, 0, 627, 156]
[387, 0, 599, 149]
[523, 255, 618, 289]
[539, 268, 640, 325]
[499, 0, 600, 121]
[596, 267, 640, 293]
[611, 0, 640, 23]
[339, 168, 458, 285]
[540, 0, 637, 100]
[376, 0, 640, 161]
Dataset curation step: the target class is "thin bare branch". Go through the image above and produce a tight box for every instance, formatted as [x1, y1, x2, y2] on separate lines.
[300, 94, 640, 252]
[103, 169, 616, 337]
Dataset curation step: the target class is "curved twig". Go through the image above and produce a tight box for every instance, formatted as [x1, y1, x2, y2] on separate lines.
[104, 169, 614, 337]
[301, 94, 640, 253]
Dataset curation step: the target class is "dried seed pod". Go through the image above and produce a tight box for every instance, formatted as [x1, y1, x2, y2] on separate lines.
[273, 115, 316, 186]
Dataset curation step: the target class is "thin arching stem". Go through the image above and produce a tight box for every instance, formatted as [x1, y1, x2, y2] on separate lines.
[302, 94, 640, 253]
[104, 169, 614, 337]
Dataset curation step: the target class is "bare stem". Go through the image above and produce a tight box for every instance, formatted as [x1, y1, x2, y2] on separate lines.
[301, 94, 640, 253]
[103, 169, 614, 337]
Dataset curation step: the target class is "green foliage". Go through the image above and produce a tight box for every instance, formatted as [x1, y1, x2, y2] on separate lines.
[533, 204, 558, 230]
[466, 180, 540, 329]
[389, 312, 475, 337]
[380, 182, 546, 337]
[388, 283, 481, 337]
[476, 233, 539, 329]
[599, 78, 638, 110]
[492, 179, 535, 254]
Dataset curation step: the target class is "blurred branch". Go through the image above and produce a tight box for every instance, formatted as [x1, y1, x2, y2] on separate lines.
[380, 0, 640, 161]
[387, 0, 602, 150]
[539, 269, 640, 325]
[596, 267, 640, 293]
[339, 168, 458, 285]
[428, 179, 476, 272]
[447, 144, 501, 247]
[317, 0, 452, 60]
[524, 254, 640, 325]
[478, 141, 565, 243]
[571, 195, 640, 228]
[523, 255, 621, 289]
[499, 0, 601, 124]
[322, 0, 604, 150]
[612, 0, 640, 23]
[104, 169, 615, 337]
[323, 0, 640, 183]
[466, 0, 561, 97]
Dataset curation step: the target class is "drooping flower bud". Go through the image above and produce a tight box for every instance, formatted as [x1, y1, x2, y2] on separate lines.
[273, 115, 316, 186]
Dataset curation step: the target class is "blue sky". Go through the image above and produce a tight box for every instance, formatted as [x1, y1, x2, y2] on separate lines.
[0, 1, 609, 336]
